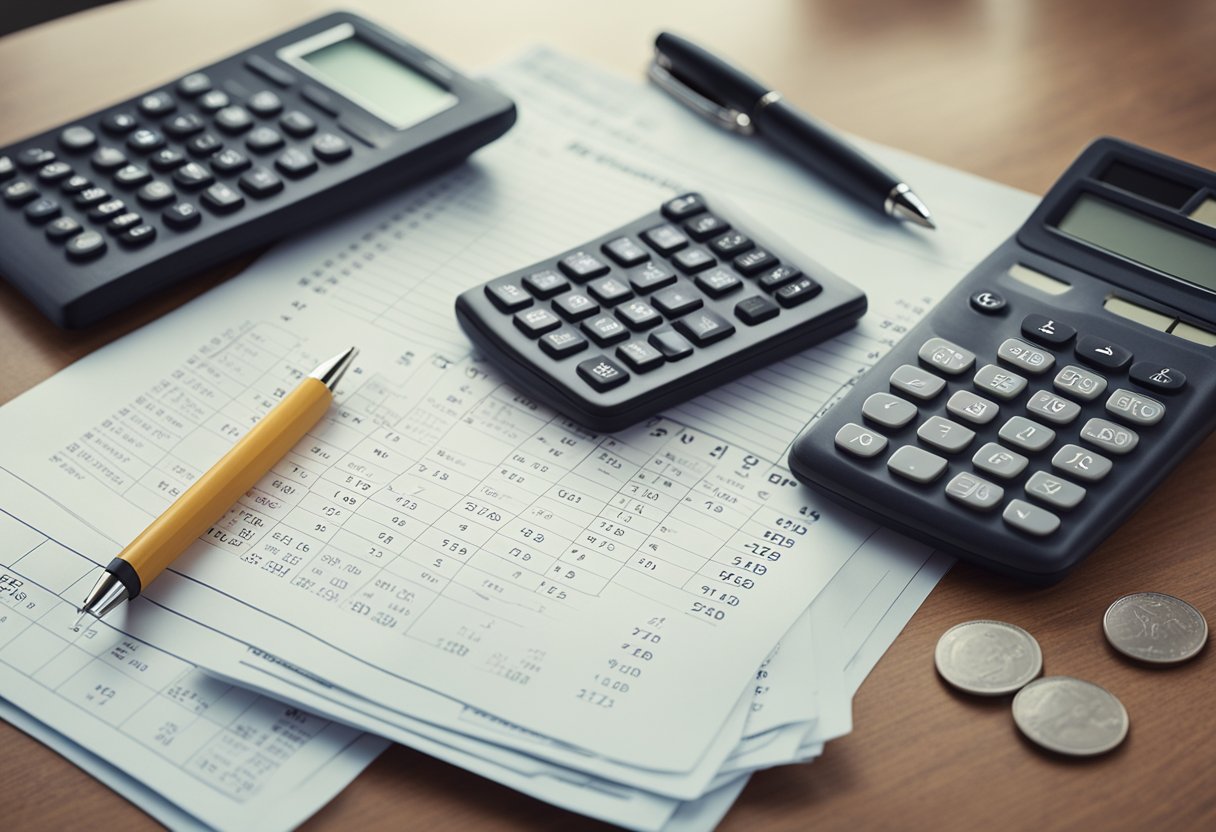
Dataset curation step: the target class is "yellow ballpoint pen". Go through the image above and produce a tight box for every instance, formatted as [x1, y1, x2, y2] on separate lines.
[77, 346, 358, 621]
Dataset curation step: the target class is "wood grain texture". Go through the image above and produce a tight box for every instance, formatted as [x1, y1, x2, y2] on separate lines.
[1, 0, 1214, 829]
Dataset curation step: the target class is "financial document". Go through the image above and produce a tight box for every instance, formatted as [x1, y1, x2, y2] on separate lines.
[0, 48, 1037, 828]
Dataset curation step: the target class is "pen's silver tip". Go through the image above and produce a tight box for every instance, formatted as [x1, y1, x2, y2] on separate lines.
[78, 571, 129, 621]
[309, 346, 359, 391]
[886, 184, 935, 230]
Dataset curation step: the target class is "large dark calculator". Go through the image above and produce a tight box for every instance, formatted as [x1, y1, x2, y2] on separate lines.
[790, 138, 1216, 582]
[0, 12, 515, 327]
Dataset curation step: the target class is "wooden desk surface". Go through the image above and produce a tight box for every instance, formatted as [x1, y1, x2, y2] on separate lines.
[2, 1, 1214, 829]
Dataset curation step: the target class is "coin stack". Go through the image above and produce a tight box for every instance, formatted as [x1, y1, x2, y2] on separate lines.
[934, 592, 1208, 756]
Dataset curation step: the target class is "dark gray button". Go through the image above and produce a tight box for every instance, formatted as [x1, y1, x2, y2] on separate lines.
[484, 280, 531, 312]
[162, 201, 201, 229]
[91, 146, 127, 171]
[627, 261, 677, 294]
[862, 392, 917, 429]
[834, 423, 888, 459]
[247, 90, 283, 117]
[972, 442, 1028, 479]
[100, 112, 138, 133]
[65, 230, 106, 259]
[38, 161, 73, 182]
[1052, 364, 1107, 401]
[552, 292, 600, 322]
[138, 91, 175, 116]
[757, 265, 800, 293]
[274, 147, 317, 177]
[1026, 390, 1081, 425]
[74, 186, 109, 206]
[945, 472, 1004, 511]
[684, 213, 729, 241]
[246, 127, 284, 153]
[61, 174, 91, 193]
[212, 148, 252, 174]
[539, 329, 587, 359]
[127, 128, 166, 153]
[577, 356, 629, 391]
[164, 113, 206, 138]
[107, 212, 141, 233]
[1021, 314, 1075, 346]
[917, 416, 975, 454]
[1129, 362, 1186, 394]
[616, 339, 665, 372]
[173, 162, 213, 190]
[947, 390, 999, 425]
[59, 125, 97, 151]
[216, 106, 254, 133]
[672, 247, 715, 274]
[969, 290, 1006, 314]
[918, 337, 975, 375]
[177, 72, 211, 97]
[887, 445, 948, 484]
[189, 132, 223, 159]
[652, 285, 703, 318]
[890, 364, 945, 401]
[661, 193, 706, 220]
[199, 90, 230, 112]
[1024, 471, 1086, 510]
[313, 132, 352, 162]
[732, 248, 777, 276]
[121, 223, 156, 247]
[998, 416, 1055, 453]
[522, 269, 569, 299]
[514, 307, 561, 337]
[17, 147, 55, 168]
[0, 155, 13, 180]
[1003, 499, 1060, 536]
[775, 277, 821, 308]
[1075, 335, 1132, 370]
[588, 276, 633, 306]
[617, 300, 662, 331]
[1079, 418, 1139, 455]
[114, 164, 151, 187]
[280, 110, 317, 137]
[641, 224, 688, 254]
[648, 329, 694, 360]
[973, 364, 1027, 401]
[137, 180, 175, 206]
[674, 309, 735, 346]
[45, 216, 81, 240]
[602, 236, 649, 267]
[559, 251, 610, 281]
[997, 338, 1055, 375]
[694, 267, 742, 298]
[711, 231, 752, 256]
[734, 295, 779, 325]
[1051, 444, 1112, 482]
[1105, 388, 1164, 426]
[87, 198, 126, 221]
[201, 182, 245, 213]
[3, 179, 37, 204]
[24, 197, 60, 223]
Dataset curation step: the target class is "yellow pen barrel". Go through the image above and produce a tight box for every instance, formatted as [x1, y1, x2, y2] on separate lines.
[116, 377, 334, 590]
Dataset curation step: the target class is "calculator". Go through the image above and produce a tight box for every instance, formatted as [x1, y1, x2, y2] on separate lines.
[455, 193, 867, 431]
[0, 12, 515, 328]
[789, 138, 1216, 582]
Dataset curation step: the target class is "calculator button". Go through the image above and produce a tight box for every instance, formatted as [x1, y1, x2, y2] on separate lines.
[1052, 364, 1108, 401]
[0, 155, 13, 180]
[87, 199, 126, 222]
[1003, 500, 1060, 536]
[246, 127, 285, 153]
[1051, 444, 1112, 482]
[173, 162, 214, 190]
[65, 230, 106, 260]
[617, 300, 663, 331]
[652, 285, 703, 318]
[280, 110, 317, 138]
[558, 251, 610, 281]
[238, 167, 283, 199]
[216, 106, 254, 133]
[945, 472, 1004, 511]
[918, 337, 975, 375]
[61, 175, 91, 193]
[162, 201, 201, 230]
[973, 364, 1026, 401]
[969, 290, 1006, 314]
[998, 416, 1056, 453]
[3, 180, 37, 204]
[835, 423, 888, 459]
[674, 309, 735, 346]
[997, 337, 1054, 375]
[121, 223, 157, 247]
[91, 146, 127, 171]
[211, 148, 251, 173]
[190, 134, 225, 159]
[553, 292, 600, 322]
[58, 125, 97, 152]
[107, 212, 142, 233]
[485, 281, 532, 312]
[138, 92, 176, 117]
[887, 445, 948, 484]
[757, 265, 801, 292]
[1079, 418, 1139, 455]
[45, 216, 81, 241]
[582, 314, 630, 345]
[577, 356, 630, 391]
[101, 112, 139, 134]
[732, 248, 778, 276]
[588, 276, 634, 306]
[695, 267, 742, 298]
[74, 187, 108, 207]
[23, 198, 60, 224]
[539, 329, 588, 359]
[1105, 388, 1164, 426]
[164, 113, 206, 139]
[126, 129, 166, 153]
[1024, 471, 1086, 510]
[113, 164, 152, 188]
[274, 148, 317, 178]
[198, 90, 230, 112]
[247, 90, 284, 117]
[1129, 362, 1185, 394]
[1021, 314, 1075, 346]
[627, 261, 677, 294]
[176, 73, 211, 97]
[17, 148, 55, 168]
[616, 340, 665, 372]
[776, 277, 821, 308]
[245, 54, 295, 87]
[1025, 390, 1080, 425]
[602, 236, 650, 267]
[890, 364, 945, 401]
[917, 416, 976, 454]
[672, 247, 716, 274]
[684, 213, 730, 241]
[149, 148, 185, 171]
[522, 269, 570, 299]
[732, 295, 778, 326]
[312, 133, 352, 162]
[710, 231, 753, 256]
[972, 442, 1028, 479]
[514, 307, 562, 337]
[641, 224, 689, 255]
[1075, 335, 1132, 371]
[947, 390, 999, 425]
[201, 182, 245, 213]
[137, 180, 175, 206]
[649, 329, 694, 360]
[862, 392, 917, 429]
[661, 193, 707, 220]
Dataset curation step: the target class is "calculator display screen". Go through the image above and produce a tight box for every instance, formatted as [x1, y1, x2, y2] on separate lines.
[1055, 193, 1216, 293]
[296, 35, 457, 129]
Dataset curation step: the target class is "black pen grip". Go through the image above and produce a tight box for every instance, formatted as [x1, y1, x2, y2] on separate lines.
[656, 32, 768, 109]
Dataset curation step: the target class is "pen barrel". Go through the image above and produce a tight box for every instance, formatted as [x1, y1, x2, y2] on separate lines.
[114, 377, 334, 592]
[753, 101, 899, 207]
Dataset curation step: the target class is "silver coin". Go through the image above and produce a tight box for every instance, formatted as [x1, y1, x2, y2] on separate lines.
[934, 619, 1043, 695]
[1012, 676, 1128, 756]
[1103, 592, 1209, 664]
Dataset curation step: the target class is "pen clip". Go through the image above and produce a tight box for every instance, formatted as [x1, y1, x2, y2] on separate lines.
[648, 59, 755, 136]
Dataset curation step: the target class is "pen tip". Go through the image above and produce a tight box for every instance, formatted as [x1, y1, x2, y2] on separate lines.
[888, 186, 935, 230]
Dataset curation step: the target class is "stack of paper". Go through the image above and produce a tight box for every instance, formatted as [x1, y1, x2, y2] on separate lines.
[0, 50, 1036, 828]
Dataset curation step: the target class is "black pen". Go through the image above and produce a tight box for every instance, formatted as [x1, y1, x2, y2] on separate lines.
[650, 32, 935, 229]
